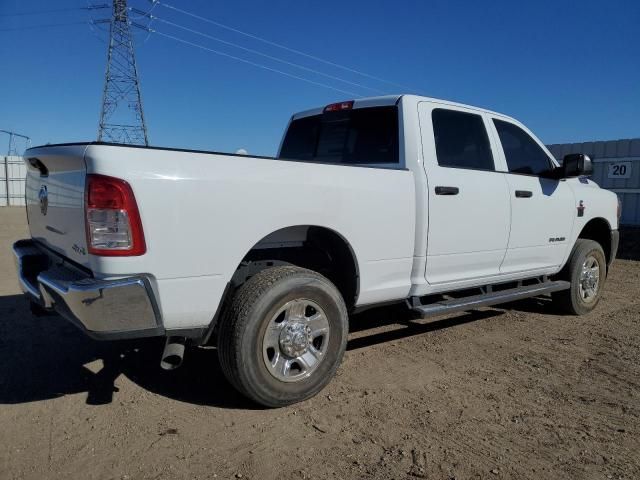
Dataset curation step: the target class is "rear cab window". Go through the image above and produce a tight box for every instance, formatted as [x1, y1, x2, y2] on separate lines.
[431, 108, 495, 171]
[279, 106, 399, 166]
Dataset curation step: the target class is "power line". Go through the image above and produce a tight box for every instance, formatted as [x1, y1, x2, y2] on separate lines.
[0, 5, 109, 17]
[155, 1, 416, 93]
[129, 2, 158, 21]
[151, 16, 384, 95]
[0, 21, 90, 32]
[151, 29, 361, 97]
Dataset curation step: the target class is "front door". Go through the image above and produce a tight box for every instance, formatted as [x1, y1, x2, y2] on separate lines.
[419, 104, 511, 285]
[490, 118, 575, 273]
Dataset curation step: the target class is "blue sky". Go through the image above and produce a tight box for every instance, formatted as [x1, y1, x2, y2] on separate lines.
[0, 0, 638, 156]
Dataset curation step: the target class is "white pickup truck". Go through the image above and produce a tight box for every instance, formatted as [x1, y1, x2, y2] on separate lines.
[14, 95, 620, 407]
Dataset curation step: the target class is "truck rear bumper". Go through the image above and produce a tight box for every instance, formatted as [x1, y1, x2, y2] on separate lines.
[13, 239, 164, 340]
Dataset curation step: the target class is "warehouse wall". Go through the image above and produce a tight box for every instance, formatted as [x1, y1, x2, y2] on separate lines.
[548, 139, 640, 226]
[0, 156, 26, 207]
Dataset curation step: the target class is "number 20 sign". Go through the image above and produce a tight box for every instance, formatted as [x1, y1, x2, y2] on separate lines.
[607, 162, 632, 179]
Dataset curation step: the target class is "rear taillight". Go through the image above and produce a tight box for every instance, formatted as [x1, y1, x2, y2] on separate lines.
[85, 174, 146, 256]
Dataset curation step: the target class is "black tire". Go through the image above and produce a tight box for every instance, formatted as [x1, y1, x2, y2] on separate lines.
[217, 265, 348, 407]
[553, 239, 607, 315]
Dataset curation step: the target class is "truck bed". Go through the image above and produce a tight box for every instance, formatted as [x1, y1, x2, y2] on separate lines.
[23, 142, 416, 330]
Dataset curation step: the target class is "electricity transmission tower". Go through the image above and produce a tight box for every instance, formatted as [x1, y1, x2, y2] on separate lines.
[98, 0, 149, 145]
[0, 130, 30, 155]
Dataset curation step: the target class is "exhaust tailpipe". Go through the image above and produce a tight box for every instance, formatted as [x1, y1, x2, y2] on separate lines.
[160, 336, 186, 371]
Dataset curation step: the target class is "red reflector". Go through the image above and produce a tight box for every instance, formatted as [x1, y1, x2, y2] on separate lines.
[87, 176, 128, 209]
[324, 100, 354, 112]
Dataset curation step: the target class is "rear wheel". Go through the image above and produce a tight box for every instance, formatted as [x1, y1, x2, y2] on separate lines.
[217, 265, 348, 407]
[553, 239, 606, 315]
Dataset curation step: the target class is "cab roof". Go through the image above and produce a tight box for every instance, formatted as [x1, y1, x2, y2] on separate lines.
[291, 94, 514, 122]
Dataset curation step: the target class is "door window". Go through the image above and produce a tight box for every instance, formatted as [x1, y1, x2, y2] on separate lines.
[431, 109, 495, 171]
[494, 119, 552, 175]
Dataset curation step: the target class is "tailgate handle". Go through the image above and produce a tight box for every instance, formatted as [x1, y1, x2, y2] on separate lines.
[28, 157, 49, 177]
[435, 186, 459, 195]
[515, 190, 533, 198]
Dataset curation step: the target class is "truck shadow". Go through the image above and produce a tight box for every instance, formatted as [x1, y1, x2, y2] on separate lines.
[346, 303, 505, 351]
[0, 293, 517, 409]
[0, 294, 256, 409]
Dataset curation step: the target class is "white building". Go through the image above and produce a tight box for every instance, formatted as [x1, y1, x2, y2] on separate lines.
[0, 156, 26, 206]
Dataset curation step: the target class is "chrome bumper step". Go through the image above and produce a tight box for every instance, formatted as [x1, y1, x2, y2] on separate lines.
[13, 239, 163, 340]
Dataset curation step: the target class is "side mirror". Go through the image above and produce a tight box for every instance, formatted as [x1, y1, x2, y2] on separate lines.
[563, 153, 593, 178]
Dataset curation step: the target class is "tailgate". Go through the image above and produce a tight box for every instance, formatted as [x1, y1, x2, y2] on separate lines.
[24, 144, 90, 267]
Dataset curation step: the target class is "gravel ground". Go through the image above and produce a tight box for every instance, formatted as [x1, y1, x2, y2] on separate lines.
[0, 206, 639, 480]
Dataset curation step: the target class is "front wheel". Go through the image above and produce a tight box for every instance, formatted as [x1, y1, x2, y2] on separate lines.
[553, 239, 607, 315]
[217, 266, 348, 407]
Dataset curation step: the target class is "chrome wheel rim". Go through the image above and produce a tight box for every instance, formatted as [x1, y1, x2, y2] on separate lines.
[579, 255, 600, 302]
[262, 299, 330, 383]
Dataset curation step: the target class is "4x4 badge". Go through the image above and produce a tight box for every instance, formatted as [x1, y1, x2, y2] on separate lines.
[39, 185, 48, 216]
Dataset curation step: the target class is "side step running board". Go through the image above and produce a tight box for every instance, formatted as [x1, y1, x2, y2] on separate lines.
[408, 280, 570, 317]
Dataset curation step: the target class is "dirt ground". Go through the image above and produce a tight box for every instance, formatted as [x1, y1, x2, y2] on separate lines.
[1, 206, 639, 480]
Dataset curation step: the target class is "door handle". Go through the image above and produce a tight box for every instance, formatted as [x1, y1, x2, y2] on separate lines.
[435, 186, 459, 195]
[515, 190, 533, 198]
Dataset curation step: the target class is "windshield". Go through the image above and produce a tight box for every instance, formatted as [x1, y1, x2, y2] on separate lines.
[279, 106, 399, 165]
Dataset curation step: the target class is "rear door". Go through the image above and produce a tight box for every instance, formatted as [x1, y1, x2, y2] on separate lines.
[24, 145, 90, 267]
[490, 118, 575, 273]
[418, 103, 511, 284]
